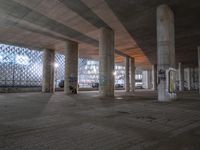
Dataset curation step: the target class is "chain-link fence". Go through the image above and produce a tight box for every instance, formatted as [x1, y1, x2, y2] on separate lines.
[55, 53, 65, 88]
[0, 44, 127, 90]
[0, 44, 43, 87]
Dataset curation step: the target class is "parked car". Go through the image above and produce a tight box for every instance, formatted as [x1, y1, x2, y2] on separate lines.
[135, 82, 143, 89]
[92, 83, 99, 88]
[115, 84, 124, 88]
[58, 80, 79, 90]
[58, 80, 64, 88]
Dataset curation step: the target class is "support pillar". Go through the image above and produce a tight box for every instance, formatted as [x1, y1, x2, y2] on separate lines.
[190, 68, 194, 90]
[185, 68, 191, 90]
[152, 65, 157, 90]
[142, 71, 147, 89]
[194, 67, 199, 90]
[64, 40, 78, 95]
[125, 56, 130, 92]
[42, 49, 55, 93]
[157, 4, 176, 101]
[147, 70, 151, 89]
[130, 57, 135, 92]
[178, 62, 184, 91]
[198, 47, 200, 94]
[99, 27, 114, 97]
[188, 68, 191, 90]
[142, 70, 150, 89]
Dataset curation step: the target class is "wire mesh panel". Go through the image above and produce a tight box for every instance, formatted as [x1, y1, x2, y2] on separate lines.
[55, 53, 65, 88]
[115, 65, 125, 85]
[0, 43, 127, 90]
[78, 59, 126, 88]
[0, 44, 43, 87]
[78, 58, 99, 88]
[55, 56, 101, 89]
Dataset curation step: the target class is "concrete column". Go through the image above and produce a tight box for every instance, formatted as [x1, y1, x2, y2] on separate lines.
[99, 27, 114, 97]
[185, 68, 191, 90]
[190, 68, 194, 90]
[153, 65, 158, 90]
[42, 49, 55, 93]
[157, 4, 176, 101]
[189, 68, 191, 90]
[152, 65, 155, 90]
[142, 71, 147, 89]
[125, 56, 130, 92]
[178, 62, 184, 91]
[198, 47, 200, 94]
[64, 40, 78, 95]
[130, 57, 135, 92]
[194, 67, 199, 90]
[147, 70, 152, 89]
[142, 70, 150, 89]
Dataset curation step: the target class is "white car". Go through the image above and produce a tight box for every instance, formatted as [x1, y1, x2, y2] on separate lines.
[135, 82, 143, 89]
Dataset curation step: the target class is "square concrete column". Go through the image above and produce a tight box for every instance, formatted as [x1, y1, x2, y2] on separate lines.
[152, 65, 157, 90]
[190, 68, 194, 90]
[130, 57, 135, 92]
[99, 27, 114, 97]
[157, 4, 176, 102]
[42, 49, 55, 93]
[185, 68, 191, 90]
[64, 40, 78, 95]
[142, 70, 151, 89]
[178, 62, 184, 91]
[194, 67, 199, 90]
[198, 47, 200, 94]
[125, 56, 130, 92]
[147, 70, 152, 89]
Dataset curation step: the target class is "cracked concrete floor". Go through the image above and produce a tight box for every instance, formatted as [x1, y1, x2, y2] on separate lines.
[0, 91, 200, 150]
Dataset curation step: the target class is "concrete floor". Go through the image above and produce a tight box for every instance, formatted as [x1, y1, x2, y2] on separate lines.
[0, 91, 200, 150]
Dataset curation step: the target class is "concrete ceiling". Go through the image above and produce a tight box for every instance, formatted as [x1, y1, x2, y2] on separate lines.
[0, 0, 199, 68]
[105, 0, 200, 67]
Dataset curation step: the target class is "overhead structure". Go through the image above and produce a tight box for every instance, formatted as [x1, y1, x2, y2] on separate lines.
[0, 0, 199, 97]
